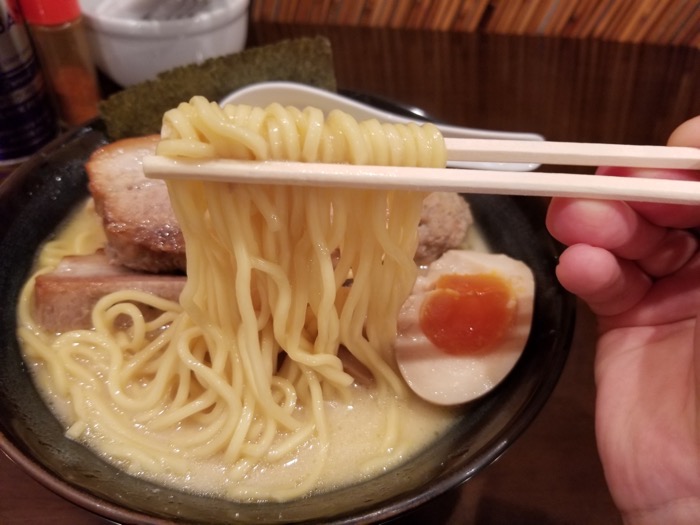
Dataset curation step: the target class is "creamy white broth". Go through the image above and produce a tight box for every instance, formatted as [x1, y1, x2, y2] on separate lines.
[19, 199, 463, 501]
[29, 355, 456, 499]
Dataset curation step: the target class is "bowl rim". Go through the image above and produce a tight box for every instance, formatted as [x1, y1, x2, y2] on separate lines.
[0, 102, 576, 523]
[80, 0, 249, 38]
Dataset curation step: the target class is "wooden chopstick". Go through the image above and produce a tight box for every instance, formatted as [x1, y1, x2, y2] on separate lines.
[445, 139, 700, 169]
[143, 139, 700, 205]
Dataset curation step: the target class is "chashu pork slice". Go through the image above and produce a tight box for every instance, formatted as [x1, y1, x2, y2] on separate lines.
[34, 252, 185, 332]
[87, 135, 186, 273]
[87, 135, 472, 273]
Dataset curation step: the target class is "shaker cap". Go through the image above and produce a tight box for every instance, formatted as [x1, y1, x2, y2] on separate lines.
[19, 0, 81, 26]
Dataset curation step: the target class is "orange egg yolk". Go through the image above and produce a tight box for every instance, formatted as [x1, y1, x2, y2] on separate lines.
[419, 273, 516, 355]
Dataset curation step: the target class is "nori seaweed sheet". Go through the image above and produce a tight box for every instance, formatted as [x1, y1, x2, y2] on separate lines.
[100, 36, 337, 140]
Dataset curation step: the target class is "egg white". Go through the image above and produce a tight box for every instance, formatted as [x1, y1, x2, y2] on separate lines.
[394, 250, 535, 405]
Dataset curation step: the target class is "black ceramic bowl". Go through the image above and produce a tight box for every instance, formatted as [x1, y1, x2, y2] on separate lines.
[0, 117, 575, 524]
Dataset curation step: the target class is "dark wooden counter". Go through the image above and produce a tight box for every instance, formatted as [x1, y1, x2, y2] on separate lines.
[252, 24, 699, 147]
[1, 23, 698, 524]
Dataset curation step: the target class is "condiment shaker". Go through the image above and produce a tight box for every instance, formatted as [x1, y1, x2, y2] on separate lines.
[19, 0, 99, 126]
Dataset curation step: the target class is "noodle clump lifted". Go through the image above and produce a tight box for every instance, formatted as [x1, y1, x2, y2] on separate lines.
[19, 96, 448, 501]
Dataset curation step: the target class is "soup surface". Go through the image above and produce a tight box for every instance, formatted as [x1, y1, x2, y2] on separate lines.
[19, 200, 463, 501]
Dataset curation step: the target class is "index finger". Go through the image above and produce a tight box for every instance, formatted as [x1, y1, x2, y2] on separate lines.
[610, 115, 700, 229]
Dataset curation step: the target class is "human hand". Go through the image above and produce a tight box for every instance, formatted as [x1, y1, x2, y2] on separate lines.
[545, 115, 700, 525]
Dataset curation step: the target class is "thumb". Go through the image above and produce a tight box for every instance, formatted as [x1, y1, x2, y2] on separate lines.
[668, 115, 700, 147]
[599, 115, 700, 229]
[695, 312, 700, 436]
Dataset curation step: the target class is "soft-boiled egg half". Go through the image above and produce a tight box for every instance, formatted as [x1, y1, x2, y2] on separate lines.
[395, 250, 535, 405]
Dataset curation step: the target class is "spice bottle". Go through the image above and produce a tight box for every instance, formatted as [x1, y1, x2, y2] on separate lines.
[0, 0, 57, 177]
[19, 0, 99, 127]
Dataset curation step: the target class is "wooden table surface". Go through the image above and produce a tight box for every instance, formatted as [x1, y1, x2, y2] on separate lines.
[1, 23, 698, 525]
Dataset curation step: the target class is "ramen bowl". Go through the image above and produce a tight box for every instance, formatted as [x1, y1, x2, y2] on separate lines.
[0, 101, 575, 523]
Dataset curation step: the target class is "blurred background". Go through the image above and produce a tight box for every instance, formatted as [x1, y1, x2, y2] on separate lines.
[247, 0, 699, 147]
